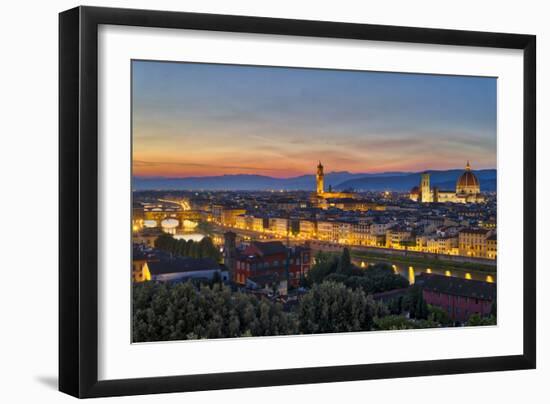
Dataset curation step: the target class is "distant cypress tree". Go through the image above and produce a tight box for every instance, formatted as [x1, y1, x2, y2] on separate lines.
[337, 247, 352, 273]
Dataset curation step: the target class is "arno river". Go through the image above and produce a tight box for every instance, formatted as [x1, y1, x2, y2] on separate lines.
[352, 258, 495, 284]
[156, 222, 496, 285]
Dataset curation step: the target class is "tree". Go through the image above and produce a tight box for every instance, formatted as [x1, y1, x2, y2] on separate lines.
[490, 300, 497, 317]
[466, 313, 496, 326]
[306, 254, 408, 295]
[306, 252, 338, 284]
[374, 315, 416, 330]
[197, 221, 214, 236]
[154, 233, 177, 254]
[198, 236, 221, 262]
[427, 304, 452, 326]
[388, 296, 404, 315]
[337, 247, 352, 274]
[297, 281, 377, 334]
[373, 315, 439, 330]
[132, 281, 298, 342]
[211, 270, 222, 285]
[404, 285, 428, 319]
[154, 235, 220, 261]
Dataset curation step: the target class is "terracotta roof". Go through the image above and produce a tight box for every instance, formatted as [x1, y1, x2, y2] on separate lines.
[251, 241, 287, 256]
[147, 257, 220, 275]
[457, 166, 480, 188]
[416, 273, 496, 301]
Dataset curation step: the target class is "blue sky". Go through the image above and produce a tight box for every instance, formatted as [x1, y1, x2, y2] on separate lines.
[132, 60, 496, 178]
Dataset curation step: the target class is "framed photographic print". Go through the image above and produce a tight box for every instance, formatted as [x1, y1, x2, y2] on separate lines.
[59, 6, 536, 398]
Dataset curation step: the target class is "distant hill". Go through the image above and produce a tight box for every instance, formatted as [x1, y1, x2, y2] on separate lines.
[336, 169, 497, 192]
[133, 169, 496, 192]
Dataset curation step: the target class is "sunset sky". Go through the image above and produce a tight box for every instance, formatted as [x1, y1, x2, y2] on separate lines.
[132, 60, 496, 178]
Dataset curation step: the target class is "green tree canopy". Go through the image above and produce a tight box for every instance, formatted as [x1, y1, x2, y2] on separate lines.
[466, 313, 497, 326]
[133, 281, 296, 342]
[154, 234, 221, 261]
[297, 281, 377, 334]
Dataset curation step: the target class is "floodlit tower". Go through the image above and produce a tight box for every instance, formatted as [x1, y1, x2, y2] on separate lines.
[421, 173, 432, 203]
[316, 161, 325, 195]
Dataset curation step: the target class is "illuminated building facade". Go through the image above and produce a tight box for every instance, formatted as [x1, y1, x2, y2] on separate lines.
[312, 162, 355, 203]
[299, 220, 317, 239]
[385, 226, 413, 249]
[132, 248, 151, 282]
[269, 217, 290, 236]
[221, 208, 247, 226]
[458, 228, 492, 258]
[486, 234, 497, 259]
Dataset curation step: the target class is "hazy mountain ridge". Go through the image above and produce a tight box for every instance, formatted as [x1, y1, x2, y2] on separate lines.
[336, 169, 497, 192]
[133, 169, 496, 192]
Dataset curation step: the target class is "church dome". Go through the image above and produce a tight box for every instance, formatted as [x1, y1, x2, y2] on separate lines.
[456, 161, 480, 194]
[457, 171, 479, 187]
[410, 186, 420, 195]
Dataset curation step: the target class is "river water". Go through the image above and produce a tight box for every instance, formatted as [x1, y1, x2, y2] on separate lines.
[353, 258, 496, 284]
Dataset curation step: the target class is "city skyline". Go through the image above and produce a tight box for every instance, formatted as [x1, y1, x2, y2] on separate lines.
[132, 61, 497, 178]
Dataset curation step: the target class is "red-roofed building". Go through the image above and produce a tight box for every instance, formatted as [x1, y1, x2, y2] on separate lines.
[416, 273, 496, 323]
[234, 241, 311, 288]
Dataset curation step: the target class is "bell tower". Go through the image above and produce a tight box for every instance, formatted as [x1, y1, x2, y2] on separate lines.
[420, 173, 432, 203]
[316, 161, 324, 195]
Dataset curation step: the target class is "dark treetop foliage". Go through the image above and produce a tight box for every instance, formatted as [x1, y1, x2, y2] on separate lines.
[133, 280, 386, 342]
[154, 233, 221, 262]
[133, 281, 294, 342]
[132, 248, 474, 342]
[306, 249, 409, 294]
[297, 282, 381, 334]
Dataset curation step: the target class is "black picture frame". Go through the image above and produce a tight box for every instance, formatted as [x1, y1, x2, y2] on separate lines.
[59, 5, 536, 398]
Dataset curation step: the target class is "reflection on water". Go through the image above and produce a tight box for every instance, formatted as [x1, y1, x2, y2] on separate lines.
[174, 233, 205, 242]
[161, 218, 179, 228]
[182, 219, 198, 230]
[161, 219, 179, 235]
[408, 266, 415, 284]
[358, 259, 496, 285]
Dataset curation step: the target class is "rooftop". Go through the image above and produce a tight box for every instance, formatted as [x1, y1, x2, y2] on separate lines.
[459, 228, 491, 235]
[416, 273, 496, 301]
[147, 257, 220, 275]
[251, 241, 288, 256]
